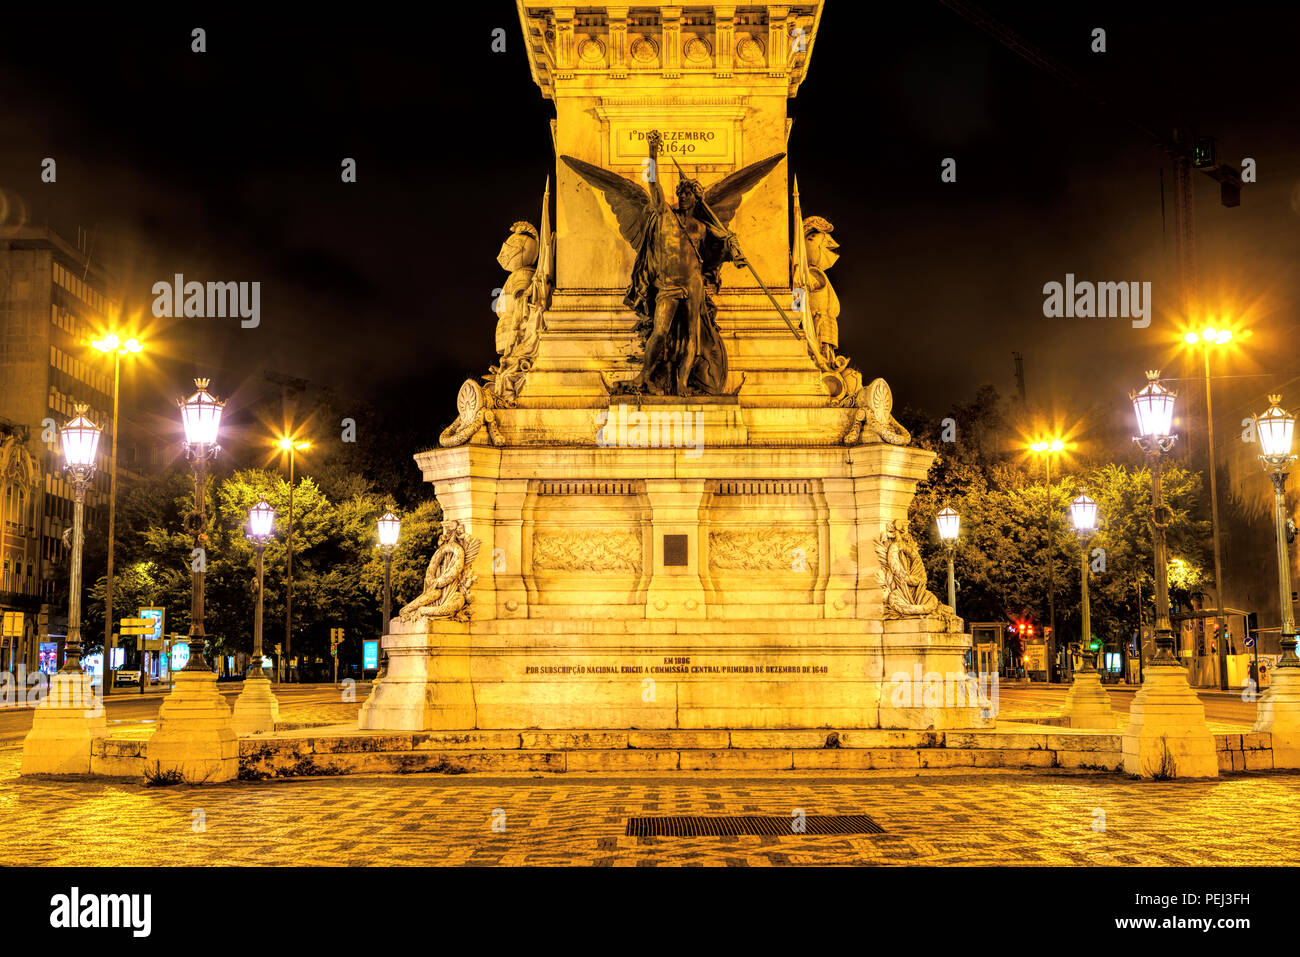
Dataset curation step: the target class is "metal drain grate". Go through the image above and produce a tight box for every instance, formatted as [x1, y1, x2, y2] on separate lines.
[625, 814, 884, 837]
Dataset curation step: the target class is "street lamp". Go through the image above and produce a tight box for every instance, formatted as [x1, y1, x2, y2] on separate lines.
[89, 332, 144, 697]
[278, 436, 310, 682]
[1255, 395, 1297, 668]
[936, 505, 959, 614]
[58, 405, 102, 674]
[232, 497, 281, 734]
[376, 511, 401, 679]
[1069, 492, 1099, 674]
[247, 499, 275, 673]
[1182, 324, 1237, 689]
[1131, 370, 1178, 661]
[1028, 437, 1066, 681]
[178, 378, 224, 672]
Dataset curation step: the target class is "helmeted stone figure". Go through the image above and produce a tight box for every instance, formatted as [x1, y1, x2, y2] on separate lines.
[562, 131, 784, 396]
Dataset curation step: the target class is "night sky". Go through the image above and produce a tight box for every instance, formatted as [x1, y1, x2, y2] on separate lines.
[2, 2, 1298, 454]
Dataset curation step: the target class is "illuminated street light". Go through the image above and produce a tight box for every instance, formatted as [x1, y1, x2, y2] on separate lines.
[178, 378, 224, 672]
[58, 405, 102, 674]
[1255, 395, 1297, 667]
[232, 498, 280, 734]
[935, 505, 960, 615]
[1069, 493, 1099, 673]
[1028, 437, 1067, 681]
[1182, 324, 1237, 689]
[89, 331, 145, 697]
[276, 435, 311, 682]
[375, 511, 401, 679]
[1131, 371, 1178, 661]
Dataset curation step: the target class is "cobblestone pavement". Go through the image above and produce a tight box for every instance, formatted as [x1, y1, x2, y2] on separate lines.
[3, 748, 1299, 866]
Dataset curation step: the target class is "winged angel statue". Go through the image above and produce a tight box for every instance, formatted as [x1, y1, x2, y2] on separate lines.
[562, 131, 784, 396]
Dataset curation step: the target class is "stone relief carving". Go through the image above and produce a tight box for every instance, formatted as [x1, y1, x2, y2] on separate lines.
[399, 521, 481, 622]
[708, 529, 818, 572]
[532, 530, 643, 573]
[875, 519, 953, 621]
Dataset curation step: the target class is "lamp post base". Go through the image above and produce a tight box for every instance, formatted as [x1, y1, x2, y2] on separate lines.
[1063, 668, 1116, 729]
[20, 673, 106, 775]
[1121, 661, 1219, 778]
[148, 669, 238, 783]
[1253, 665, 1300, 768]
[231, 671, 281, 735]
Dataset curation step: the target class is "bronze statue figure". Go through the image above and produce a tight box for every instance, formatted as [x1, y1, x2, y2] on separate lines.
[562, 132, 784, 396]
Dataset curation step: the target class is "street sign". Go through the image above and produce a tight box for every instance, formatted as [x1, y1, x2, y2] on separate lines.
[138, 607, 165, 643]
[119, 617, 154, 635]
[362, 639, 379, 670]
[1245, 635, 1255, 648]
[2, 611, 22, 638]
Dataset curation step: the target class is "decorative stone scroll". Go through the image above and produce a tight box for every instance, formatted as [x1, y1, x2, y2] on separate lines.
[398, 521, 481, 622]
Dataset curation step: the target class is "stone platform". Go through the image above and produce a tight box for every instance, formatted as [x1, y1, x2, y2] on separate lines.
[84, 724, 1275, 780]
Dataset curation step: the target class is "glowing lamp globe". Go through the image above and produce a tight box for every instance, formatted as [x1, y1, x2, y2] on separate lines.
[1256, 395, 1295, 459]
[1069, 493, 1098, 533]
[61, 405, 102, 469]
[377, 511, 401, 548]
[936, 506, 960, 541]
[248, 499, 275, 541]
[179, 378, 224, 447]
[1131, 371, 1176, 440]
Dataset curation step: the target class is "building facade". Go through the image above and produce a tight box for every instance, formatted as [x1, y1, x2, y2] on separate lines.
[0, 224, 119, 671]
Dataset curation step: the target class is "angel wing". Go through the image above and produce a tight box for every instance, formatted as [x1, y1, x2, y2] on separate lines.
[560, 156, 652, 247]
[704, 153, 786, 227]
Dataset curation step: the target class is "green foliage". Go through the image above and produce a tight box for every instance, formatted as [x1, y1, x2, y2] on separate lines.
[84, 466, 441, 669]
[909, 388, 1213, 649]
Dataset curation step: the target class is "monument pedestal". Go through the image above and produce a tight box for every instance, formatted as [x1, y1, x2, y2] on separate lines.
[231, 673, 281, 735]
[147, 670, 238, 782]
[20, 672, 105, 775]
[1121, 662, 1218, 778]
[1063, 670, 1116, 729]
[1254, 665, 1300, 769]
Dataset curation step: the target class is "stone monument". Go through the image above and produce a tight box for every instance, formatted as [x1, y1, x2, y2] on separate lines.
[360, 0, 986, 734]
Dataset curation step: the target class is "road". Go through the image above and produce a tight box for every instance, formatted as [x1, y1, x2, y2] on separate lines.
[0, 682, 363, 747]
[997, 682, 1260, 729]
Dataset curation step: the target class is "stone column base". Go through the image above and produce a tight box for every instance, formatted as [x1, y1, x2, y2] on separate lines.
[1254, 665, 1300, 768]
[231, 674, 281, 735]
[1122, 661, 1218, 778]
[20, 673, 106, 775]
[1064, 670, 1117, 729]
[359, 621, 474, 731]
[147, 670, 238, 783]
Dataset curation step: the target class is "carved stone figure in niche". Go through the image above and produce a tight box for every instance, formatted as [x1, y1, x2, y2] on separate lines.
[398, 521, 481, 623]
[875, 520, 952, 620]
[562, 131, 784, 396]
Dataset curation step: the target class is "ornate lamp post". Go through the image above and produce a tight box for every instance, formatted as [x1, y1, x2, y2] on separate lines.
[247, 500, 275, 673]
[936, 505, 959, 614]
[1121, 370, 1218, 777]
[178, 378, 224, 672]
[376, 511, 401, 678]
[19, 405, 106, 775]
[1069, 493, 1099, 674]
[233, 498, 280, 734]
[1256, 396, 1297, 665]
[1252, 393, 1300, 767]
[1131, 371, 1178, 661]
[57, 405, 102, 674]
